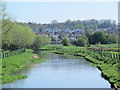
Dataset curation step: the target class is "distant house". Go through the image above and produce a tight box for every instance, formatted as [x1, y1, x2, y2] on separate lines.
[45, 28, 52, 32]
[65, 29, 72, 33]
[40, 33, 47, 37]
[67, 36, 77, 40]
[50, 32, 56, 36]
[74, 28, 81, 32]
[71, 38, 77, 40]
[51, 35, 59, 41]
[66, 34, 71, 37]
[54, 28, 62, 32]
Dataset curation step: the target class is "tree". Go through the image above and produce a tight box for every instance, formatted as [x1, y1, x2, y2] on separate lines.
[0, 2, 7, 20]
[2, 28, 13, 50]
[32, 35, 42, 50]
[75, 24, 84, 29]
[86, 29, 94, 34]
[42, 35, 50, 46]
[108, 34, 118, 44]
[91, 31, 107, 44]
[0, 28, 1, 48]
[51, 20, 58, 25]
[2, 20, 14, 50]
[32, 35, 50, 50]
[0, 2, 14, 33]
[11, 24, 35, 49]
[61, 38, 70, 46]
[85, 29, 94, 44]
[70, 40, 77, 45]
[2, 19, 14, 34]
[1, 2, 14, 49]
[65, 20, 71, 25]
[76, 35, 88, 47]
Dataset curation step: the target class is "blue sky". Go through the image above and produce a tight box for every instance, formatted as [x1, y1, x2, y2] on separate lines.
[6, 2, 118, 24]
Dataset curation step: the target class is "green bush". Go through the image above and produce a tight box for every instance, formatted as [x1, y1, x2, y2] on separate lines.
[61, 38, 70, 46]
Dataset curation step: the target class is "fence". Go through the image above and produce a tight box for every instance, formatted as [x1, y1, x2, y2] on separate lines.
[58, 47, 120, 60]
[83, 49, 120, 60]
[0, 49, 26, 58]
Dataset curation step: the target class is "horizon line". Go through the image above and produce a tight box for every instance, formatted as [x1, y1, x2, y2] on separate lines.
[16, 19, 118, 24]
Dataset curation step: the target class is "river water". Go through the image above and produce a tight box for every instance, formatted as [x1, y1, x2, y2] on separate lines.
[3, 51, 111, 88]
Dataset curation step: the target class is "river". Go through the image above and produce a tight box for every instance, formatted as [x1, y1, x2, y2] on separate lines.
[2, 51, 111, 88]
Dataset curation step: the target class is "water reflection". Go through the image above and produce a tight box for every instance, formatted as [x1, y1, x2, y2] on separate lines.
[3, 51, 110, 88]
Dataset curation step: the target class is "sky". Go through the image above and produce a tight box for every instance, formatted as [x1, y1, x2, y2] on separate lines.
[5, 1, 118, 24]
[4, 0, 120, 2]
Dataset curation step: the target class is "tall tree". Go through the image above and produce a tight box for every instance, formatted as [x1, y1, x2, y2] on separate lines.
[108, 34, 118, 44]
[76, 35, 88, 46]
[91, 31, 107, 44]
[11, 24, 35, 50]
[32, 35, 42, 50]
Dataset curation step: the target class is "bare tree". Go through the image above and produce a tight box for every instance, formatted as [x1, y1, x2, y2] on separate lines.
[0, 1, 14, 34]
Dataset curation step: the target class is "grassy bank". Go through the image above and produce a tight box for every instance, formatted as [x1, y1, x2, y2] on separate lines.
[43, 44, 120, 88]
[2, 49, 45, 84]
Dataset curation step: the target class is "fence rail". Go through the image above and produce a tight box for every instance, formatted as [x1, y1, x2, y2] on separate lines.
[58, 47, 120, 60]
[0, 49, 26, 58]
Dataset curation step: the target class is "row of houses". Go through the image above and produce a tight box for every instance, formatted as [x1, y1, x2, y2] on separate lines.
[41, 28, 85, 41]
[39, 27, 118, 42]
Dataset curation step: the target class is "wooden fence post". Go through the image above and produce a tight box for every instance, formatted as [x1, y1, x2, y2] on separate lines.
[0, 52, 2, 58]
[2, 49, 26, 58]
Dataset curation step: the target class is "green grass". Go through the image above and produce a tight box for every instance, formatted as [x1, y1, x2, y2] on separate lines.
[2, 75, 27, 84]
[90, 44, 119, 49]
[41, 45, 63, 50]
[45, 44, 120, 88]
[2, 52, 36, 74]
[26, 49, 34, 52]
[2, 49, 45, 84]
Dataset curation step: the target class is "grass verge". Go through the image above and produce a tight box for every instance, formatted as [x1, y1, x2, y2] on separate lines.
[43, 45, 120, 88]
[2, 49, 45, 84]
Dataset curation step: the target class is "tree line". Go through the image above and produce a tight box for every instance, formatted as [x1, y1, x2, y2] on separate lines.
[18, 19, 118, 34]
[0, 2, 50, 51]
[2, 19, 50, 51]
[62, 30, 119, 46]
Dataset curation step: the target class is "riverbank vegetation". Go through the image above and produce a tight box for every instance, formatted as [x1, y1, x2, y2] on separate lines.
[2, 19, 50, 51]
[58, 26, 119, 88]
[1, 2, 49, 84]
[42, 44, 120, 88]
[2, 49, 45, 84]
[1, 21, 48, 83]
[1, 2, 119, 88]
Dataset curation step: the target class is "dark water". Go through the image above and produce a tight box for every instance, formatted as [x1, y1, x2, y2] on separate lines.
[3, 51, 111, 88]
